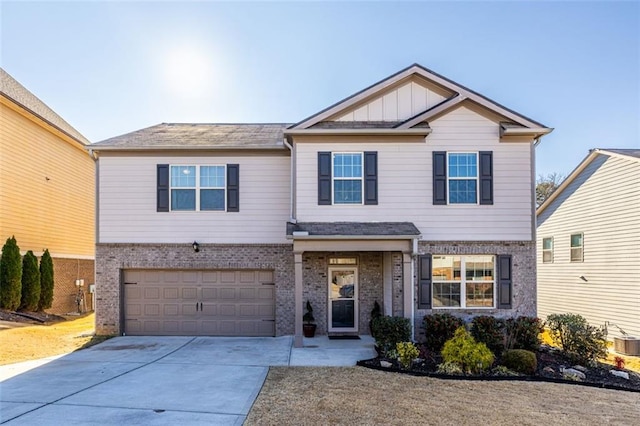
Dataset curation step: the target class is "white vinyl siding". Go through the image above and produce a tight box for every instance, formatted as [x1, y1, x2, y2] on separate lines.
[98, 154, 290, 244]
[335, 80, 448, 122]
[537, 154, 640, 339]
[296, 106, 534, 241]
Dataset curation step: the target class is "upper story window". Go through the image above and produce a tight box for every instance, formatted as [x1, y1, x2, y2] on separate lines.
[448, 153, 478, 204]
[433, 151, 492, 205]
[570, 233, 583, 262]
[333, 153, 363, 204]
[432, 255, 495, 308]
[170, 165, 225, 211]
[542, 237, 554, 263]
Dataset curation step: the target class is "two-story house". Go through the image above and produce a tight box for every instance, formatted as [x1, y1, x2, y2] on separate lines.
[1, 68, 95, 314]
[90, 64, 552, 345]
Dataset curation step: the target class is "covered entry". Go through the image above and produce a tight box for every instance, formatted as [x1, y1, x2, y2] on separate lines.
[123, 269, 275, 336]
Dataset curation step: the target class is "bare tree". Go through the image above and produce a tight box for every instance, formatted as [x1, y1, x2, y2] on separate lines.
[536, 172, 565, 207]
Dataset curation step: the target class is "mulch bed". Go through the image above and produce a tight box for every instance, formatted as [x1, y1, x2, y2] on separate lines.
[358, 345, 640, 392]
[0, 309, 67, 325]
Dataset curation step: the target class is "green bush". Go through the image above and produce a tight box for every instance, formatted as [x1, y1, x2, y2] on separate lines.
[20, 251, 41, 311]
[0, 236, 22, 310]
[371, 316, 412, 356]
[38, 249, 54, 311]
[436, 361, 463, 375]
[470, 315, 505, 355]
[369, 301, 382, 339]
[423, 313, 464, 352]
[505, 316, 543, 351]
[546, 313, 608, 365]
[396, 342, 419, 369]
[501, 349, 537, 375]
[441, 327, 495, 374]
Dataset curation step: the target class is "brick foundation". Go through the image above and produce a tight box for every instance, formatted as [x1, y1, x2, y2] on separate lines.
[95, 243, 294, 336]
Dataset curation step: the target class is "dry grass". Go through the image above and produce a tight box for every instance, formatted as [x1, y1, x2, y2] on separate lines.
[0, 314, 106, 365]
[246, 367, 640, 426]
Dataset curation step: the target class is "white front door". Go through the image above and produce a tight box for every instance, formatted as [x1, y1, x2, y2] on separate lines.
[328, 267, 358, 332]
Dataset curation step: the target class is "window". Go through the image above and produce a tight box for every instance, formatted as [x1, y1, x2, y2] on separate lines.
[432, 255, 494, 308]
[329, 257, 358, 265]
[570, 233, 583, 262]
[170, 165, 225, 211]
[333, 153, 363, 204]
[542, 237, 553, 263]
[448, 153, 478, 204]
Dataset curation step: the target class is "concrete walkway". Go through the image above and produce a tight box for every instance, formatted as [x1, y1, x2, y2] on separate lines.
[0, 335, 375, 425]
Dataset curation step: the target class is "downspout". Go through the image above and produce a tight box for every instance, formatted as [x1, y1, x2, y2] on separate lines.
[283, 137, 296, 223]
[88, 149, 99, 245]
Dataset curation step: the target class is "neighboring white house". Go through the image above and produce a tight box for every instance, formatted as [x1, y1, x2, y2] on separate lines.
[537, 148, 640, 339]
[90, 64, 553, 346]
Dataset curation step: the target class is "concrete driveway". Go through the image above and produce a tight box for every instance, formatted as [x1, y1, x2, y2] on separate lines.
[0, 335, 375, 425]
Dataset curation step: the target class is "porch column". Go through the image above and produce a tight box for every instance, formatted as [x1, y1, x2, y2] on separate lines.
[402, 253, 413, 325]
[382, 252, 393, 316]
[294, 252, 304, 348]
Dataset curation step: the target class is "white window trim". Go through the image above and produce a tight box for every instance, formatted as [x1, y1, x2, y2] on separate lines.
[542, 237, 554, 263]
[570, 232, 584, 262]
[170, 164, 226, 212]
[332, 152, 364, 205]
[432, 255, 496, 309]
[447, 152, 479, 205]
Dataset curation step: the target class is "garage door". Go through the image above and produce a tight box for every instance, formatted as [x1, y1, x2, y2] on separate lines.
[123, 270, 275, 336]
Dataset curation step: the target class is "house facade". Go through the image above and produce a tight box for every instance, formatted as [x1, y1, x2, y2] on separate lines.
[0, 68, 95, 314]
[537, 149, 640, 339]
[91, 64, 552, 345]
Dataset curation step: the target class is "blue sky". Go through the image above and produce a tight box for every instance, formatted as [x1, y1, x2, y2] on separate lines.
[2, 1, 638, 177]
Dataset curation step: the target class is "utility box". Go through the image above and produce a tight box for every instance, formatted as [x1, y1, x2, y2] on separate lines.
[614, 337, 640, 356]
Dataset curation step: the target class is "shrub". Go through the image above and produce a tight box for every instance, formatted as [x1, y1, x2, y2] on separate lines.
[501, 349, 537, 375]
[20, 251, 41, 311]
[546, 313, 608, 365]
[470, 315, 505, 355]
[436, 361, 463, 375]
[0, 236, 22, 310]
[491, 365, 520, 377]
[396, 342, 419, 369]
[505, 316, 543, 351]
[302, 300, 315, 324]
[371, 316, 412, 356]
[423, 313, 464, 352]
[369, 301, 382, 338]
[38, 249, 54, 311]
[441, 327, 495, 374]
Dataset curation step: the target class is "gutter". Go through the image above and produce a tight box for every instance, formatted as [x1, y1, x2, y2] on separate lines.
[88, 149, 99, 246]
[283, 128, 432, 137]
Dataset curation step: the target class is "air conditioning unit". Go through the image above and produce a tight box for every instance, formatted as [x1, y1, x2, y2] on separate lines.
[614, 337, 640, 356]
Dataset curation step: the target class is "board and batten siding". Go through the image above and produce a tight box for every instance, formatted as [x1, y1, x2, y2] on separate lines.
[295, 106, 535, 241]
[0, 101, 94, 257]
[334, 80, 448, 122]
[537, 154, 640, 338]
[98, 153, 291, 244]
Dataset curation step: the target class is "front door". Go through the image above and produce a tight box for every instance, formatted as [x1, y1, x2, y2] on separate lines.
[328, 267, 358, 332]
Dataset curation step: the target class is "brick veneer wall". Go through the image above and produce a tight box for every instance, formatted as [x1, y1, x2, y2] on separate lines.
[49, 258, 95, 315]
[302, 252, 383, 335]
[414, 241, 536, 340]
[95, 243, 294, 336]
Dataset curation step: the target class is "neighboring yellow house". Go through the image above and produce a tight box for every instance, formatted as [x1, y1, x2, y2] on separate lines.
[0, 68, 95, 314]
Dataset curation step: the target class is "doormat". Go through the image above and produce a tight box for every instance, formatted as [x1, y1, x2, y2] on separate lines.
[328, 335, 361, 340]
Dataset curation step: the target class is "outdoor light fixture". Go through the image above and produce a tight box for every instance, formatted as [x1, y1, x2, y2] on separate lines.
[75, 279, 85, 287]
[192, 241, 200, 253]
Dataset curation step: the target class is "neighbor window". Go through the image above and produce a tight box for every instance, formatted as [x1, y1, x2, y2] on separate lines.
[333, 153, 363, 204]
[570, 233, 583, 262]
[542, 237, 554, 263]
[170, 165, 225, 211]
[432, 255, 494, 308]
[448, 153, 478, 204]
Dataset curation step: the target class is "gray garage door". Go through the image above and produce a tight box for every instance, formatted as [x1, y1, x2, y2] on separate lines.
[123, 270, 275, 336]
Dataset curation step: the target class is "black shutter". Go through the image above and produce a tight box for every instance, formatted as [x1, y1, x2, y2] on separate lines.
[226, 164, 239, 212]
[497, 254, 512, 309]
[364, 151, 378, 205]
[433, 151, 447, 205]
[157, 164, 169, 212]
[418, 254, 432, 309]
[479, 151, 493, 205]
[318, 152, 332, 205]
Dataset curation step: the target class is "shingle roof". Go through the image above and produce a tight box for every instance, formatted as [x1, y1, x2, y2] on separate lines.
[600, 149, 640, 159]
[287, 222, 421, 237]
[0, 68, 90, 145]
[91, 123, 290, 150]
